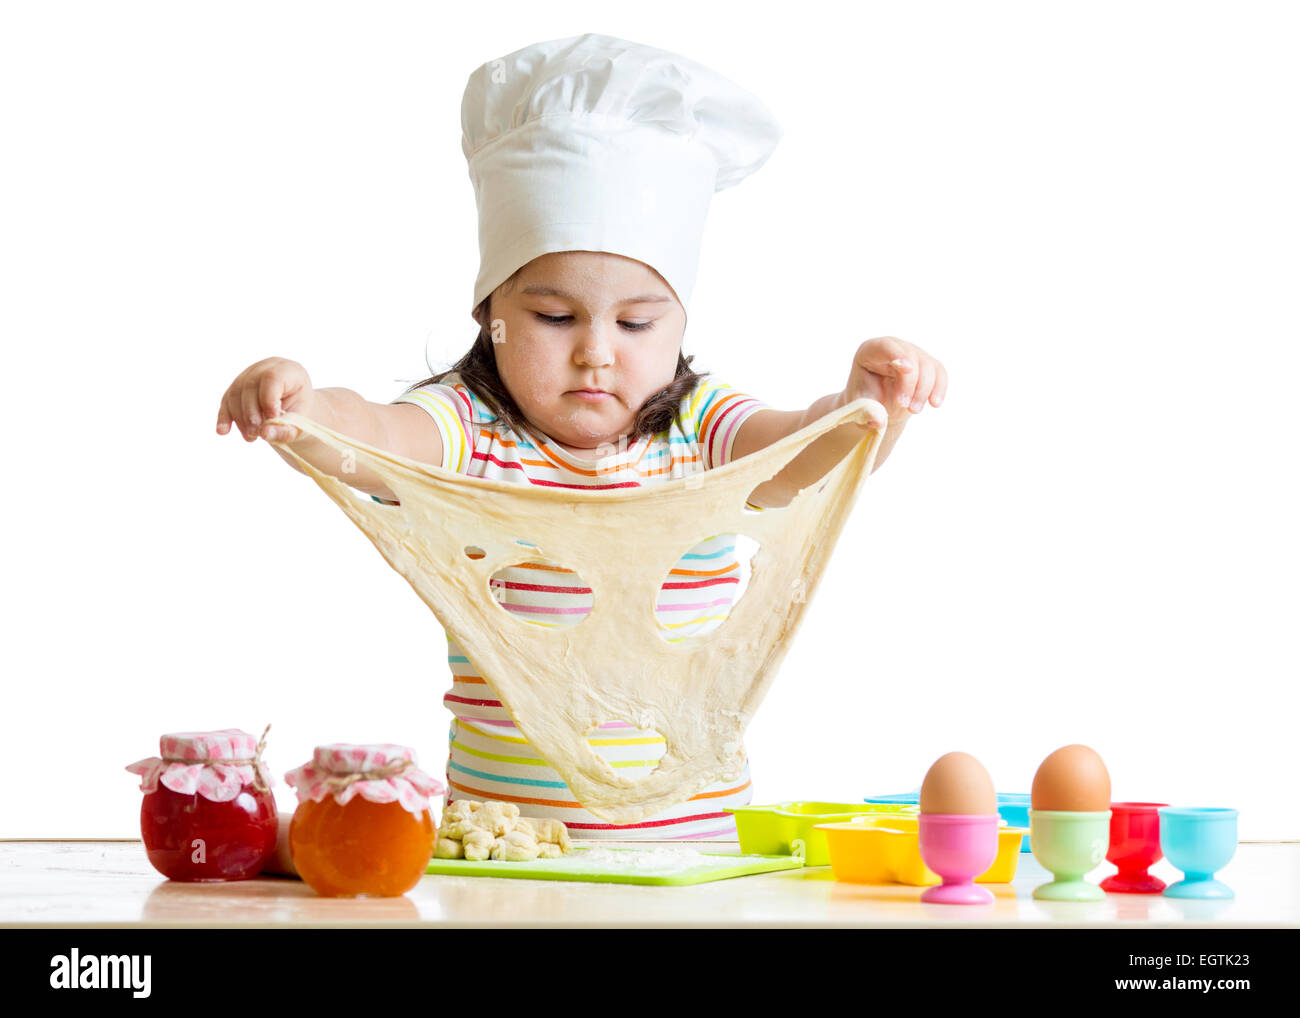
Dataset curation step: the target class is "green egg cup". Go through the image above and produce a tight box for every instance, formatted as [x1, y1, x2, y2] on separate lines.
[1030, 809, 1111, 901]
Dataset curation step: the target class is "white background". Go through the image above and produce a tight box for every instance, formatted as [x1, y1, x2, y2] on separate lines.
[2, 1, 1296, 839]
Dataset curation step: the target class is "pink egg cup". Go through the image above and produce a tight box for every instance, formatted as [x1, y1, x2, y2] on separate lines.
[918, 814, 999, 905]
[1101, 801, 1168, 894]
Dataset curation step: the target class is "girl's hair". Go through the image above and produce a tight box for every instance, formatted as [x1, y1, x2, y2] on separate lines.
[402, 273, 708, 442]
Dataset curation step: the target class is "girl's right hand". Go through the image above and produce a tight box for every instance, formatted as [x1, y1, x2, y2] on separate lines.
[216, 357, 315, 444]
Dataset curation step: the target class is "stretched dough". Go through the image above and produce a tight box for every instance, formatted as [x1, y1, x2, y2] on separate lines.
[268, 397, 885, 824]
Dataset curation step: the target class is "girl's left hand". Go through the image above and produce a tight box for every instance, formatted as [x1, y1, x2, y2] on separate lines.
[844, 336, 947, 419]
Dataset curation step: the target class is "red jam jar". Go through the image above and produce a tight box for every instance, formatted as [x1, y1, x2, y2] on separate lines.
[126, 727, 278, 881]
[285, 743, 444, 898]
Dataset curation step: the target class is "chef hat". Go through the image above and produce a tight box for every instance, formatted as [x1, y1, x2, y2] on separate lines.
[461, 33, 782, 316]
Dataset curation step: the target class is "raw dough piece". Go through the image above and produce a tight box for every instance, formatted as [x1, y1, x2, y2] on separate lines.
[269, 397, 884, 824]
[434, 798, 572, 861]
[490, 829, 543, 862]
[528, 818, 572, 852]
[461, 830, 496, 862]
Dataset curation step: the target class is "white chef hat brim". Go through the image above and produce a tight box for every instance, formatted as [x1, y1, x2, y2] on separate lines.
[462, 35, 781, 317]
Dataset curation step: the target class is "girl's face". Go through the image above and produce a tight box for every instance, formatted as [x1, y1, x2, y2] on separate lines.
[487, 251, 686, 455]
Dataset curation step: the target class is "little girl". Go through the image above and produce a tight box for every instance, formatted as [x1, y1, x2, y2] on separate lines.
[216, 35, 945, 842]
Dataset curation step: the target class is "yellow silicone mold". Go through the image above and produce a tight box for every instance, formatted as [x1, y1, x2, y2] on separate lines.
[727, 802, 921, 866]
[815, 815, 1030, 885]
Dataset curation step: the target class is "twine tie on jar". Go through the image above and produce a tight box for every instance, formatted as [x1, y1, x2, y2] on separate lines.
[319, 758, 414, 793]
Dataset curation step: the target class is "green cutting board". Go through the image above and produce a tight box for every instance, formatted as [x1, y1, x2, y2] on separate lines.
[424, 845, 805, 886]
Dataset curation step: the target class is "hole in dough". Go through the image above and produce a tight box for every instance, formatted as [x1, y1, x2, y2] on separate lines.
[743, 476, 795, 512]
[585, 719, 668, 779]
[654, 534, 760, 642]
[488, 554, 592, 628]
[743, 434, 859, 509]
[467, 537, 534, 562]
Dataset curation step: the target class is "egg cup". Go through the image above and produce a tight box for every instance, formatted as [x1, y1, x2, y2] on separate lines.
[1159, 807, 1238, 900]
[1101, 802, 1168, 894]
[917, 814, 999, 904]
[1029, 809, 1111, 901]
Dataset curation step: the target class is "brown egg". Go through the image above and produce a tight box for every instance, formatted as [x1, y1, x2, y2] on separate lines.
[1031, 744, 1111, 811]
[919, 752, 998, 815]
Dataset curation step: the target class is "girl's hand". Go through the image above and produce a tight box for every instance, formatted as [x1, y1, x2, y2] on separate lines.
[216, 357, 315, 444]
[844, 337, 947, 420]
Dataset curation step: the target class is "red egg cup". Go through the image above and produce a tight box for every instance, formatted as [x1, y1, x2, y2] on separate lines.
[1100, 801, 1168, 893]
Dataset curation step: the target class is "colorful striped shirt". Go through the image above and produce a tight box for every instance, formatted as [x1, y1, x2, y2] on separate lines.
[386, 372, 771, 839]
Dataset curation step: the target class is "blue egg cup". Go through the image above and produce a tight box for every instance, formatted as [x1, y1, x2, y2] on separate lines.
[1159, 807, 1238, 900]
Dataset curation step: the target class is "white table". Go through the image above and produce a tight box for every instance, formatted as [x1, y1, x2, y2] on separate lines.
[2, 840, 1295, 928]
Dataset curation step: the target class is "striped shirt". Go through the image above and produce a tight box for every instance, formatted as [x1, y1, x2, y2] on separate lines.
[386, 372, 771, 839]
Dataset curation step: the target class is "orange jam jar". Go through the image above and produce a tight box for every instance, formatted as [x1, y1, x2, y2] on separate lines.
[284, 743, 444, 898]
[125, 727, 277, 881]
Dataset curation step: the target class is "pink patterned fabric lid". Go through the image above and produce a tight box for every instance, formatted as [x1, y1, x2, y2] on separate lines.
[284, 743, 444, 814]
[126, 727, 274, 803]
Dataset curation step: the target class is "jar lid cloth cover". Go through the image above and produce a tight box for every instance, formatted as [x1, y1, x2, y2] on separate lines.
[125, 727, 274, 802]
[285, 743, 444, 814]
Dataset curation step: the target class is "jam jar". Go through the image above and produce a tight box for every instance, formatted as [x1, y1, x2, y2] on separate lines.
[285, 743, 443, 897]
[126, 727, 278, 881]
